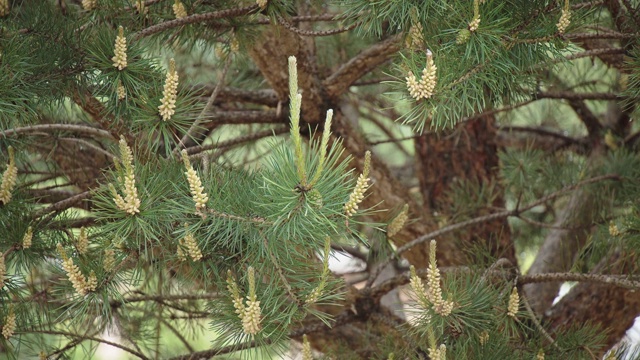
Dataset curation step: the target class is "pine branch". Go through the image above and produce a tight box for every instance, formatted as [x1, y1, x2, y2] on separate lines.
[324, 34, 401, 98]
[567, 31, 640, 40]
[537, 91, 621, 101]
[276, 15, 360, 37]
[185, 127, 287, 157]
[1, 124, 115, 140]
[498, 125, 586, 148]
[133, 4, 259, 40]
[519, 272, 640, 289]
[202, 110, 285, 127]
[194, 86, 279, 107]
[167, 311, 356, 360]
[563, 47, 627, 61]
[31, 191, 92, 218]
[111, 292, 222, 308]
[24, 330, 150, 360]
[367, 174, 621, 286]
[566, 98, 603, 138]
[177, 54, 234, 152]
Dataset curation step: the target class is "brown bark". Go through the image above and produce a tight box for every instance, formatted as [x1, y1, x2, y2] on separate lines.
[523, 185, 600, 315]
[246, 16, 513, 339]
[544, 252, 640, 356]
[413, 117, 514, 266]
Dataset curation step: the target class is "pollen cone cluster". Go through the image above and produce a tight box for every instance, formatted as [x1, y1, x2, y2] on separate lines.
[1, 146, 18, 204]
[406, 51, 437, 100]
[344, 151, 371, 217]
[173, 0, 187, 19]
[159, 59, 179, 121]
[110, 137, 140, 215]
[226, 268, 262, 335]
[112, 26, 127, 71]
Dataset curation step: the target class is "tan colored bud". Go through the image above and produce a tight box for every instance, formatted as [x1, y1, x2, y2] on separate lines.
[159, 59, 179, 121]
[173, 0, 187, 19]
[112, 26, 128, 70]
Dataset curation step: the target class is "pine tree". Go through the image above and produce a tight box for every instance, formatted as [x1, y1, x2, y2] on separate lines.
[1, 0, 640, 359]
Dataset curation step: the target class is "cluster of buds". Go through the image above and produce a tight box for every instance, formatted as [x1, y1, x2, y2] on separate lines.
[556, 0, 571, 34]
[344, 151, 371, 218]
[256, 0, 268, 10]
[405, 21, 424, 50]
[227, 267, 262, 335]
[0, 0, 9, 17]
[609, 221, 621, 237]
[428, 344, 447, 360]
[405, 50, 437, 101]
[22, 226, 33, 249]
[387, 204, 409, 237]
[2, 308, 16, 339]
[287, 56, 307, 186]
[103, 249, 116, 272]
[507, 286, 519, 318]
[302, 335, 313, 360]
[76, 227, 89, 255]
[308, 109, 334, 188]
[305, 238, 331, 305]
[135, 0, 147, 14]
[230, 36, 240, 53]
[57, 244, 97, 296]
[0, 255, 6, 289]
[409, 240, 454, 316]
[82, 0, 96, 11]
[456, 29, 471, 45]
[159, 59, 179, 121]
[537, 349, 545, 360]
[468, 0, 482, 32]
[109, 137, 141, 215]
[117, 80, 126, 100]
[181, 150, 209, 212]
[177, 227, 203, 261]
[112, 26, 128, 71]
[173, 0, 187, 19]
[479, 330, 489, 346]
[1, 146, 18, 204]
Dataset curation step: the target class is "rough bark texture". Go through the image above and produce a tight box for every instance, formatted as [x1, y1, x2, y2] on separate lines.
[523, 186, 599, 314]
[544, 252, 640, 355]
[414, 117, 515, 266]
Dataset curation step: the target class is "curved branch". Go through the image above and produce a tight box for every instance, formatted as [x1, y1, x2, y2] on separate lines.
[1, 124, 115, 140]
[367, 174, 621, 286]
[276, 16, 359, 36]
[519, 272, 640, 289]
[32, 191, 92, 218]
[323, 34, 401, 98]
[25, 330, 150, 360]
[133, 4, 259, 40]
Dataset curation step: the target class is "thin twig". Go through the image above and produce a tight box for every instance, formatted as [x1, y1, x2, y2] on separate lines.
[185, 127, 288, 157]
[32, 191, 92, 218]
[276, 16, 360, 36]
[518, 272, 640, 289]
[518, 290, 558, 347]
[167, 311, 355, 360]
[176, 54, 234, 153]
[1, 124, 115, 140]
[366, 174, 620, 287]
[111, 292, 222, 308]
[133, 5, 259, 40]
[23, 330, 150, 360]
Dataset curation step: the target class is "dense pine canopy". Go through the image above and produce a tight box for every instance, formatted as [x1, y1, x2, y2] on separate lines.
[1, 0, 640, 359]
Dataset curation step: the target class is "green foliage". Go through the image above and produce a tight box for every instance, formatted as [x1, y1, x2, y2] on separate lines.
[1, 0, 640, 359]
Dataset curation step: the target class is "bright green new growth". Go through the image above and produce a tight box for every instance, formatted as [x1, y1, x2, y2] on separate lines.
[306, 237, 332, 305]
[309, 109, 333, 188]
[288, 56, 307, 186]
